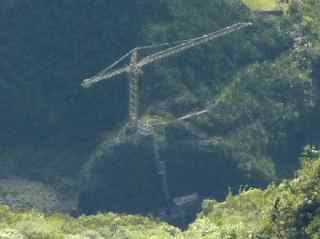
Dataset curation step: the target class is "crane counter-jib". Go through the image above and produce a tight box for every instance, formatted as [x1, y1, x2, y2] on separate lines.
[81, 66, 130, 88]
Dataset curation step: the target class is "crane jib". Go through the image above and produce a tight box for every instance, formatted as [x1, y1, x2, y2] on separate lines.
[138, 22, 251, 68]
[81, 66, 130, 88]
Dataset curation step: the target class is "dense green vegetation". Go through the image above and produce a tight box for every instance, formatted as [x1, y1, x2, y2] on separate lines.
[186, 148, 320, 239]
[1, 0, 320, 237]
[0, 149, 319, 238]
[79, 0, 320, 216]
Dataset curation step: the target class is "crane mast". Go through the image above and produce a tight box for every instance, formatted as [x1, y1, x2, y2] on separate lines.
[128, 49, 141, 127]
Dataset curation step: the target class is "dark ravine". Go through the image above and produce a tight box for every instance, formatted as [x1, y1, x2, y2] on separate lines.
[77, 125, 269, 227]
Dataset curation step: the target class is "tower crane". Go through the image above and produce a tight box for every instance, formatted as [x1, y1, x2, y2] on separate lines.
[80, 22, 253, 220]
[81, 22, 252, 130]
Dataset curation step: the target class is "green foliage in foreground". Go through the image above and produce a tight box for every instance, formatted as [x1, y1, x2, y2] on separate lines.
[0, 209, 180, 239]
[1, 150, 320, 239]
[186, 147, 320, 239]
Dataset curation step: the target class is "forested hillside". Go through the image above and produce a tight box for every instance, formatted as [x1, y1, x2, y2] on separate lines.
[1, 147, 320, 238]
[0, 0, 320, 237]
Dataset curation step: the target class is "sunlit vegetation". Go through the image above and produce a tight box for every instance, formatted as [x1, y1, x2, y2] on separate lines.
[1, 149, 319, 238]
[186, 147, 320, 239]
[242, 0, 279, 11]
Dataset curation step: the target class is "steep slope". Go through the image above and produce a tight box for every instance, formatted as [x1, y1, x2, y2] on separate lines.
[78, 0, 318, 218]
[1, 0, 320, 227]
